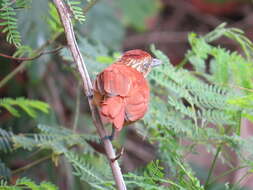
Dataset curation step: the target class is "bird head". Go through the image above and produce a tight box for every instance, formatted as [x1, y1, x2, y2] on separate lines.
[118, 49, 163, 77]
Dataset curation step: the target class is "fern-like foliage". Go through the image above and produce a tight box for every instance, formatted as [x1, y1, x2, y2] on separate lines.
[133, 24, 253, 189]
[0, 159, 11, 180]
[0, 124, 99, 156]
[47, 2, 64, 33]
[149, 45, 236, 127]
[203, 23, 253, 60]
[228, 95, 253, 122]
[145, 46, 251, 170]
[0, 0, 22, 47]
[186, 23, 253, 122]
[0, 177, 58, 190]
[65, 151, 114, 190]
[0, 123, 104, 189]
[188, 29, 253, 89]
[125, 160, 204, 190]
[0, 128, 13, 153]
[66, 0, 86, 23]
[0, 98, 50, 118]
[12, 124, 98, 154]
[0, 122, 111, 189]
[12, 45, 33, 58]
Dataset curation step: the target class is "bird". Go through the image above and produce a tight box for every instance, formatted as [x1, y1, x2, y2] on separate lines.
[93, 49, 162, 139]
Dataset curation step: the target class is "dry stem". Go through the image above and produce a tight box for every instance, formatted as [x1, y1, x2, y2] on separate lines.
[52, 0, 127, 189]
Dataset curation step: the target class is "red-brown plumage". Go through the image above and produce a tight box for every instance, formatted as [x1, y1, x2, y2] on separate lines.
[93, 50, 160, 131]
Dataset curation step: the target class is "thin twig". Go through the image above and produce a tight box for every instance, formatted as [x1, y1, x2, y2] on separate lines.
[0, 46, 63, 61]
[0, 0, 97, 89]
[52, 0, 127, 189]
[12, 154, 52, 175]
[208, 165, 249, 186]
[231, 171, 250, 190]
[227, 84, 253, 93]
[204, 145, 222, 189]
[12, 144, 77, 175]
[0, 32, 62, 89]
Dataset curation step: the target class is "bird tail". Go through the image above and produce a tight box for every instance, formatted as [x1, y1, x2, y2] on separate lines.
[100, 96, 125, 131]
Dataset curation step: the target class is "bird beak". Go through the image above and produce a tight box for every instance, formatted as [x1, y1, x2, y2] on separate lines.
[151, 58, 163, 67]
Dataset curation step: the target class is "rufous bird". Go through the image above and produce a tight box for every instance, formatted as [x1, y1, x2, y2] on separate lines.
[93, 49, 162, 139]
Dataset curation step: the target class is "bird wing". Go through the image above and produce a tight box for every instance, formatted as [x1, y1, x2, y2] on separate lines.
[125, 75, 150, 122]
[94, 64, 135, 97]
[94, 63, 150, 129]
[93, 64, 137, 130]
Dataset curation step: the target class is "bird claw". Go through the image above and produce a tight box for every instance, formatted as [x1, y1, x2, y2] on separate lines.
[100, 128, 115, 143]
[87, 92, 94, 100]
[110, 147, 124, 163]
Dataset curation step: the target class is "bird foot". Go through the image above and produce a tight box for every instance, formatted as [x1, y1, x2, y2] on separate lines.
[110, 147, 124, 163]
[101, 134, 114, 142]
[87, 92, 93, 100]
[100, 128, 115, 143]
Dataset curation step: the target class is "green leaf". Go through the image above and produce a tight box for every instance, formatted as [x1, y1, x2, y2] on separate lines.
[0, 98, 50, 118]
[0, 0, 22, 47]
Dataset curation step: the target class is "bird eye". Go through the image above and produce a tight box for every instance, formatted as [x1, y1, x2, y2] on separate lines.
[145, 63, 150, 69]
[142, 59, 151, 69]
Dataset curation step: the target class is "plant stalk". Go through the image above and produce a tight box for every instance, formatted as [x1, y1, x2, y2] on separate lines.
[52, 0, 127, 189]
[12, 155, 52, 175]
[208, 165, 248, 186]
[204, 145, 222, 189]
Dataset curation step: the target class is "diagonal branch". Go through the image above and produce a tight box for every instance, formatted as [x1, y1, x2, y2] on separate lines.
[52, 0, 127, 190]
[0, 32, 62, 89]
[0, 46, 63, 61]
[0, 0, 97, 89]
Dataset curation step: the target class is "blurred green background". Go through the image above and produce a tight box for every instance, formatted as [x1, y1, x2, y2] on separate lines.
[1, 0, 253, 189]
